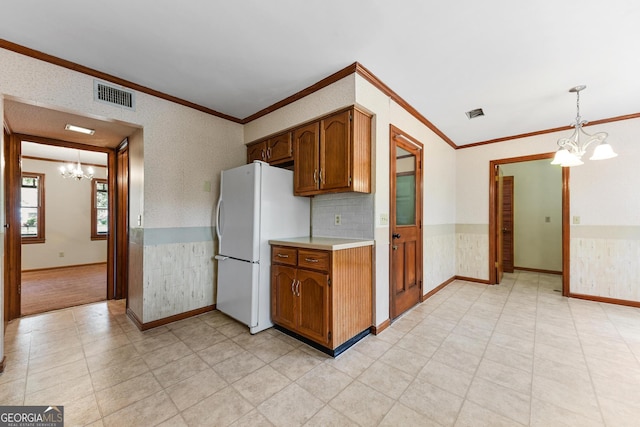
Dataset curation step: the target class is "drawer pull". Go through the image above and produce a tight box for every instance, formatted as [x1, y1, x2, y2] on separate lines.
[304, 258, 319, 263]
[276, 254, 289, 258]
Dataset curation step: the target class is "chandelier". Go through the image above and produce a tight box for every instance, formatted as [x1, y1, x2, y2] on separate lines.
[551, 85, 617, 167]
[59, 151, 94, 181]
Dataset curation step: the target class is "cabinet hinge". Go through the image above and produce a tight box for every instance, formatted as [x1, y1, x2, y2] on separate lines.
[349, 112, 353, 121]
[495, 261, 499, 268]
[328, 278, 331, 286]
[328, 331, 332, 341]
[495, 175, 499, 182]
[348, 176, 352, 186]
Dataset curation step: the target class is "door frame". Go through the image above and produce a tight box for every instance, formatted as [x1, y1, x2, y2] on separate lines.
[5, 133, 124, 319]
[389, 125, 424, 319]
[488, 153, 569, 295]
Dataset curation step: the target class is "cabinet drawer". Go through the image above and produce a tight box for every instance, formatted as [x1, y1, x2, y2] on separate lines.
[298, 249, 329, 271]
[272, 246, 297, 266]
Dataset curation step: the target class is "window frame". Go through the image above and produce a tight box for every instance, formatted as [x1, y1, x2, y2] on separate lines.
[21, 172, 45, 244]
[91, 178, 109, 240]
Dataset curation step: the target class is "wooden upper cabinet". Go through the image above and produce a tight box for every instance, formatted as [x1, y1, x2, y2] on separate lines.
[267, 132, 293, 164]
[247, 141, 267, 163]
[294, 107, 371, 196]
[320, 110, 351, 192]
[246, 132, 293, 165]
[293, 122, 320, 194]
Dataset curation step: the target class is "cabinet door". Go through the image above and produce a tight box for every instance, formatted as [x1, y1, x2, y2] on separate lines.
[296, 269, 331, 346]
[267, 132, 293, 164]
[247, 141, 266, 163]
[320, 110, 351, 191]
[293, 122, 320, 195]
[271, 265, 297, 330]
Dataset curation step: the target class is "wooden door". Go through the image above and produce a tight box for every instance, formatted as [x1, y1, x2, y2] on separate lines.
[501, 176, 514, 273]
[296, 268, 330, 345]
[267, 132, 292, 163]
[271, 265, 297, 330]
[495, 166, 504, 283]
[4, 134, 21, 321]
[293, 122, 320, 195]
[116, 142, 129, 299]
[390, 130, 423, 319]
[320, 110, 351, 192]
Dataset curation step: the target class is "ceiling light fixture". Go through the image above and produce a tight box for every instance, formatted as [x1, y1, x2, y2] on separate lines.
[59, 150, 94, 181]
[65, 123, 95, 135]
[551, 85, 617, 167]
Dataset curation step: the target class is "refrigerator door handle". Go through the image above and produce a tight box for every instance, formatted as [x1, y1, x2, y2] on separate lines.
[215, 197, 223, 241]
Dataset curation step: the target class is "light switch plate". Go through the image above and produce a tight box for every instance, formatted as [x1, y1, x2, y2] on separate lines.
[380, 213, 389, 225]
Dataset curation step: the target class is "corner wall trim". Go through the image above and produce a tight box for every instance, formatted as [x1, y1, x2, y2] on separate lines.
[569, 293, 640, 309]
[126, 305, 216, 331]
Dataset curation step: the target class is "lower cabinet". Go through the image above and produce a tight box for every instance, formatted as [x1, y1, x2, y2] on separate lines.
[270, 244, 373, 356]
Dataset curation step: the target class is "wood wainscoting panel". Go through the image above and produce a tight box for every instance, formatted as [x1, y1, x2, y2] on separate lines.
[331, 245, 373, 346]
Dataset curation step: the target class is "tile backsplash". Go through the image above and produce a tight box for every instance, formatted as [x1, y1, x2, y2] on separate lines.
[311, 192, 375, 239]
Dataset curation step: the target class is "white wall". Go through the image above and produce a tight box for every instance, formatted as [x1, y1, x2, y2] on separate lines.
[21, 158, 108, 270]
[456, 118, 640, 301]
[501, 160, 562, 271]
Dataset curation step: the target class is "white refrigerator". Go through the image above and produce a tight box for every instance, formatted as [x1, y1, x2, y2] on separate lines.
[214, 161, 310, 334]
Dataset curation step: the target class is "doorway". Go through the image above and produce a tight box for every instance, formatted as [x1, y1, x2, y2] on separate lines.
[489, 153, 570, 295]
[7, 135, 116, 318]
[389, 126, 423, 319]
[3, 99, 134, 320]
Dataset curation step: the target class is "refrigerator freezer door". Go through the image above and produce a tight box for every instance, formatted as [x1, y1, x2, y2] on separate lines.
[216, 256, 261, 328]
[217, 163, 261, 261]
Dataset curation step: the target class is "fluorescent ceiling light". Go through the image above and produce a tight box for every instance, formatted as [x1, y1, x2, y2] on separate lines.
[65, 124, 95, 135]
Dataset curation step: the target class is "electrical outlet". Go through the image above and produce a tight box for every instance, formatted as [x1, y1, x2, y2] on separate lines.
[545, 216, 551, 223]
[334, 214, 341, 226]
[203, 180, 211, 192]
[58, 252, 64, 258]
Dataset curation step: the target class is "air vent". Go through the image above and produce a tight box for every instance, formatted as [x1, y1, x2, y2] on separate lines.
[94, 80, 135, 110]
[465, 108, 484, 119]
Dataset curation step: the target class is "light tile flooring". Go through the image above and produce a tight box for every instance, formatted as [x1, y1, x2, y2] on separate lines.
[2, 271, 640, 426]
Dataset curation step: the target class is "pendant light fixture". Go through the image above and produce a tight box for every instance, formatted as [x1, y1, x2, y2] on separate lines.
[551, 85, 617, 167]
[59, 150, 94, 181]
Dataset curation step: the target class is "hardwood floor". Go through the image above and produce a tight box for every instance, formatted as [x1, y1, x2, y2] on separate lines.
[21, 263, 106, 316]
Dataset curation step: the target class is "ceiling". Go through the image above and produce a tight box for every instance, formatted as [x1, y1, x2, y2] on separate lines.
[2, 1, 640, 147]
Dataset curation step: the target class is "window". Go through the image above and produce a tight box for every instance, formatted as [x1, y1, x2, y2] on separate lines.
[21, 172, 45, 243]
[92, 179, 108, 240]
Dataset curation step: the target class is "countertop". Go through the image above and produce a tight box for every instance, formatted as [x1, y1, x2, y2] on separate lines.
[269, 236, 374, 251]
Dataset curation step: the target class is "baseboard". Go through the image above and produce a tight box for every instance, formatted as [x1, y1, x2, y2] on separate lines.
[373, 275, 459, 335]
[0, 356, 5, 373]
[22, 262, 107, 273]
[569, 293, 640, 309]
[126, 305, 216, 331]
[514, 266, 562, 275]
[371, 319, 391, 335]
[421, 276, 456, 302]
[454, 275, 491, 284]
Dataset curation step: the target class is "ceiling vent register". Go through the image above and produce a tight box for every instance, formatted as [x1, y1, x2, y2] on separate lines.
[94, 80, 135, 110]
[465, 108, 484, 119]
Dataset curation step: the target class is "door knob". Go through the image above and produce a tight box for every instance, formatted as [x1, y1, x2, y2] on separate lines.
[392, 233, 401, 239]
